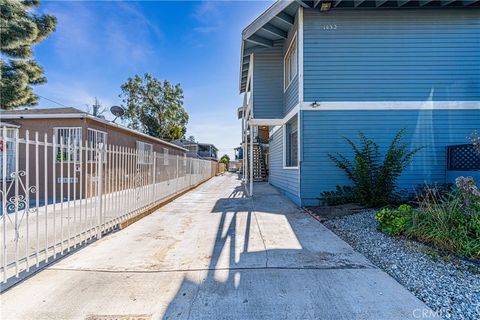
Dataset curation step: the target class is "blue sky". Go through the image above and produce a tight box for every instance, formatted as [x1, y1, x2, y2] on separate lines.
[34, 0, 273, 157]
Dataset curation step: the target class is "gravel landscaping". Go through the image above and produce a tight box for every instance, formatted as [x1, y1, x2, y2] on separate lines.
[321, 209, 480, 320]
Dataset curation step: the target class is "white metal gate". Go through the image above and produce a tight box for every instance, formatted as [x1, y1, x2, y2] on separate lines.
[0, 127, 212, 284]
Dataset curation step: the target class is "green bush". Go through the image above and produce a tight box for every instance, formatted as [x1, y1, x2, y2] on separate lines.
[376, 204, 413, 236]
[407, 182, 480, 258]
[319, 186, 355, 206]
[324, 129, 423, 207]
[376, 180, 480, 259]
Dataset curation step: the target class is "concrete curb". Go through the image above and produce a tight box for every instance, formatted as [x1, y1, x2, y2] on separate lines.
[302, 206, 327, 223]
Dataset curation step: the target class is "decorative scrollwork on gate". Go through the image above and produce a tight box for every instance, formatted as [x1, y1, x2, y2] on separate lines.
[1, 170, 38, 242]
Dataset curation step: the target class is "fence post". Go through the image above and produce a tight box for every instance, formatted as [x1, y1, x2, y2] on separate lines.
[189, 158, 192, 186]
[175, 155, 179, 192]
[96, 143, 104, 239]
[2, 127, 7, 282]
[152, 152, 156, 203]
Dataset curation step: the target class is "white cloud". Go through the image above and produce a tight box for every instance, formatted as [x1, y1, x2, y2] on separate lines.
[192, 1, 223, 34]
[47, 1, 163, 68]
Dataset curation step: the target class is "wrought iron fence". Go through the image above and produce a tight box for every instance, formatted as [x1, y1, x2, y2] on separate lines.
[0, 127, 212, 283]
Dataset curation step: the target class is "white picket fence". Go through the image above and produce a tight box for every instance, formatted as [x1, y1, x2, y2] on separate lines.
[0, 127, 212, 283]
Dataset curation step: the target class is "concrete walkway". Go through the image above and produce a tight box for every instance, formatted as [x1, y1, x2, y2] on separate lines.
[1, 173, 432, 320]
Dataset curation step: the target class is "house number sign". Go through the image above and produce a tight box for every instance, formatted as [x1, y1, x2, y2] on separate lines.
[322, 24, 337, 30]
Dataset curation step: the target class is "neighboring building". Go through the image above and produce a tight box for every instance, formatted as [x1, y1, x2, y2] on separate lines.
[170, 138, 199, 158]
[228, 160, 242, 172]
[198, 143, 218, 160]
[234, 146, 243, 161]
[0, 107, 186, 155]
[238, 1, 480, 205]
[173, 139, 218, 160]
[0, 107, 187, 199]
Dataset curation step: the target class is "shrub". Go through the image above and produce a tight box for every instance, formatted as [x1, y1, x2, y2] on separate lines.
[319, 186, 355, 206]
[407, 180, 480, 258]
[470, 131, 480, 155]
[325, 129, 423, 207]
[414, 183, 454, 206]
[376, 204, 413, 236]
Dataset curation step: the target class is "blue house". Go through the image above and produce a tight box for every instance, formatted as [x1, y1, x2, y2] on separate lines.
[238, 0, 480, 206]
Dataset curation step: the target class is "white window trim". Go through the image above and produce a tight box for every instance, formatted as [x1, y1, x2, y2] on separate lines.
[300, 101, 480, 110]
[282, 112, 299, 170]
[87, 128, 107, 163]
[53, 127, 82, 163]
[87, 128, 107, 143]
[283, 32, 298, 92]
[136, 141, 153, 165]
[0, 128, 18, 180]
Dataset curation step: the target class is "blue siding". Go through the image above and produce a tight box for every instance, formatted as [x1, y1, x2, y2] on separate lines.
[446, 171, 480, 184]
[283, 14, 299, 115]
[284, 75, 298, 115]
[303, 9, 480, 102]
[253, 42, 284, 119]
[269, 127, 300, 205]
[300, 109, 480, 206]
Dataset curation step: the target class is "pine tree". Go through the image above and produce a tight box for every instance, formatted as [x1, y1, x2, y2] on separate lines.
[1, 0, 56, 110]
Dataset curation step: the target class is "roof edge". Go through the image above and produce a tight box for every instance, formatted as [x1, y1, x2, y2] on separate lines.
[0, 113, 188, 152]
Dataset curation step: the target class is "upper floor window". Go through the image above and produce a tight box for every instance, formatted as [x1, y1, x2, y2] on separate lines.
[54, 127, 82, 162]
[284, 116, 298, 168]
[284, 34, 298, 90]
[137, 141, 153, 164]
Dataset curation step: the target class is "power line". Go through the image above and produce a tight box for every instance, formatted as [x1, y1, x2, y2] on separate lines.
[36, 94, 85, 111]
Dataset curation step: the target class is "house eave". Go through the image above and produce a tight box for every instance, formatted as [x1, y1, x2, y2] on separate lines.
[0, 113, 188, 152]
[239, 0, 480, 93]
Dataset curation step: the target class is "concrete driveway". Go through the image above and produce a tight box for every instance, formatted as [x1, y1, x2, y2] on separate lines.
[1, 173, 433, 320]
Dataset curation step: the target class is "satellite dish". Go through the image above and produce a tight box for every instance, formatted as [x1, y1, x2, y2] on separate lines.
[110, 105, 125, 122]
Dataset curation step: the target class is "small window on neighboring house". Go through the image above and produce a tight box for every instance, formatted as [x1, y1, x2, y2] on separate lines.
[163, 148, 169, 165]
[54, 127, 82, 162]
[0, 128, 17, 180]
[285, 117, 298, 168]
[137, 141, 153, 164]
[284, 34, 298, 90]
[87, 128, 107, 162]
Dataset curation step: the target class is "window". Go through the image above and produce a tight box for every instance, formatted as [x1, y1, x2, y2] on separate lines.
[54, 127, 82, 162]
[0, 128, 17, 180]
[163, 148, 169, 165]
[284, 34, 298, 90]
[284, 117, 298, 168]
[87, 128, 107, 162]
[137, 141, 153, 164]
[185, 144, 197, 153]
